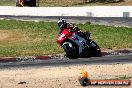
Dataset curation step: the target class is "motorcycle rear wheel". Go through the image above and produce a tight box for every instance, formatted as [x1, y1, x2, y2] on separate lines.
[89, 41, 101, 57]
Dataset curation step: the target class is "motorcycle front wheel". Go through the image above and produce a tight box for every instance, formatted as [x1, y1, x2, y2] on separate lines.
[62, 42, 78, 59]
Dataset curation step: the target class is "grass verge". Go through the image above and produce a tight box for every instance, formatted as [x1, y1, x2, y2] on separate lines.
[0, 0, 132, 6]
[0, 19, 131, 57]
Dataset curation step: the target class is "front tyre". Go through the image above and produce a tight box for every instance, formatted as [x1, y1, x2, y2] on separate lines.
[62, 42, 78, 59]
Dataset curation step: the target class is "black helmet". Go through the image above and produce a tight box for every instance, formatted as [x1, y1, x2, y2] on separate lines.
[58, 18, 67, 29]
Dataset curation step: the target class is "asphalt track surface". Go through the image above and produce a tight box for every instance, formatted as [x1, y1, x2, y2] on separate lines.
[0, 15, 132, 27]
[0, 15, 132, 67]
[0, 54, 132, 68]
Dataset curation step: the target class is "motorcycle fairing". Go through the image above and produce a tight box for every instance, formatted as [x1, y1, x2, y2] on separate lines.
[69, 33, 87, 54]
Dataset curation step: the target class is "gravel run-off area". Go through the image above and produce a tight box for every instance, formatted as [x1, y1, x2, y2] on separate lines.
[0, 63, 132, 88]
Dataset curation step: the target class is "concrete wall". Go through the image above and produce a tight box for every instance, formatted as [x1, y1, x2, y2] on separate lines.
[0, 6, 131, 17]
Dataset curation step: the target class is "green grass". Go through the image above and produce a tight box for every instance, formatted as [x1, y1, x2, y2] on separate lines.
[0, 0, 15, 6]
[0, 0, 131, 6]
[78, 23, 132, 50]
[0, 19, 131, 57]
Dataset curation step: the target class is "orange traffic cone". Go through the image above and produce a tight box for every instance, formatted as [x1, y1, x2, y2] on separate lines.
[82, 67, 89, 78]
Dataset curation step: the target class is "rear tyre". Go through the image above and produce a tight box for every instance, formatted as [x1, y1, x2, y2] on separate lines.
[90, 41, 101, 57]
[62, 42, 78, 59]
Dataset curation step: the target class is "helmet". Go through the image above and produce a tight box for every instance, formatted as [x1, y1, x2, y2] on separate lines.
[58, 18, 67, 29]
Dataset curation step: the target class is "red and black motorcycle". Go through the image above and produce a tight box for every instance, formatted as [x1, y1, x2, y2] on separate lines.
[56, 27, 101, 59]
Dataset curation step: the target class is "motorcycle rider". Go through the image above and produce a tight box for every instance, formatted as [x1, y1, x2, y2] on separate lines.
[57, 18, 90, 40]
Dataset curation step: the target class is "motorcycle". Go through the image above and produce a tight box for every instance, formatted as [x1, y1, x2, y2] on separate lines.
[56, 28, 101, 59]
